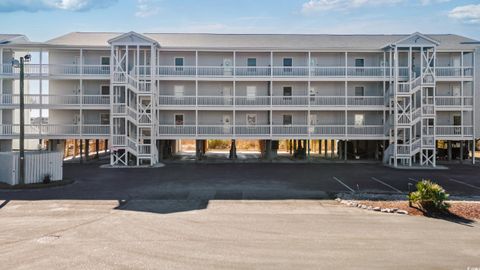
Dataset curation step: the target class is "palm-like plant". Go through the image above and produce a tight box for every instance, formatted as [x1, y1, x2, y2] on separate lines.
[408, 180, 450, 211]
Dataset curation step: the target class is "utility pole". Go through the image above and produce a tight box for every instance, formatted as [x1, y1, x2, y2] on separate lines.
[19, 56, 25, 185]
[12, 54, 30, 185]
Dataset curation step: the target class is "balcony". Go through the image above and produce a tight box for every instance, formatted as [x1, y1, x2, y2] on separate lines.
[0, 94, 110, 107]
[156, 124, 385, 138]
[0, 124, 110, 138]
[435, 96, 473, 108]
[436, 126, 473, 137]
[435, 67, 473, 78]
[156, 95, 385, 108]
[1, 64, 110, 77]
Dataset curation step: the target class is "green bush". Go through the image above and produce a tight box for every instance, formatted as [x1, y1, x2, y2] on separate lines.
[408, 180, 450, 211]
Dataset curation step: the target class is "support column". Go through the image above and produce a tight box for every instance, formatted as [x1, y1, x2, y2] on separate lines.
[85, 139, 90, 161]
[79, 140, 83, 163]
[265, 140, 272, 160]
[459, 140, 464, 163]
[331, 140, 334, 159]
[447, 140, 452, 161]
[307, 140, 311, 159]
[195, 140, 203, 160]
[324, 140, 328, 157]
[229, 139, 237, 159]
[95, 139, 99, 159]
[344, 140, 348, 161]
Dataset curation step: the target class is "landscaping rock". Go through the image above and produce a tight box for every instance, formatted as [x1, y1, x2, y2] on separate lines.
[380, 208, 389, 213]
[361, 205, 367, 209]
[373, 207, 381, 211]
[396, 210, 408, 215]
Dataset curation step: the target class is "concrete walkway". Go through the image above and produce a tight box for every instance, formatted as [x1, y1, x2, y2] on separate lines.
[0, 199, 478, 269]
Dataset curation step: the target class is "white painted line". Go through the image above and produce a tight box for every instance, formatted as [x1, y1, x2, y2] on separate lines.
[332, 177, 355, 193]
[371, 177, 403, 194]
[449, 178, 480, 190]
[408, 178, 417, 182]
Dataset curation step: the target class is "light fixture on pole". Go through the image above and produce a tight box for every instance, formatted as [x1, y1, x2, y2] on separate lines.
[12, 54, 31, 185]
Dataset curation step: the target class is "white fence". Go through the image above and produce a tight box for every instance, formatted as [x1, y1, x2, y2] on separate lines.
[0, 151, 63, 185]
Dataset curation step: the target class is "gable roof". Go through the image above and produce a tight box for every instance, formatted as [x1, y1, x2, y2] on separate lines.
[108, 31, 158, 45]
[45, 32, 479, 50]
[0, 34, 29, 44]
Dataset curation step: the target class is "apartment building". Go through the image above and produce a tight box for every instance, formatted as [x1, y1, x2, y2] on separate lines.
[0, 31, 478, 167]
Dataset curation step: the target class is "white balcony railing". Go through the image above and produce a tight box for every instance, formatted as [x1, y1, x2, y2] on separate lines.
[0, 94, 110, 106]
[435, 67, 473, 77]
[0, 124, 109, 137]
[235, 125, 271, 136]
[436, 126, 473, 136]
[435, 96, 473, 107]
[272, 96, 308, 106]
[1, 63, 473, 78]
[197, 96, 234, 106]
[159, 96, 196, 106]
[235, 96, 271, 106]
[235, 67, 271, 77]
[310, 96, 345, 106]
[346, 96, 384, 106]
[347, 125, 385, 136]
[152, 95, 388, 107]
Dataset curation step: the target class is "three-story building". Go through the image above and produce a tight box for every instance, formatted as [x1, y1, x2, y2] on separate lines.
[0, 31, 478, 167]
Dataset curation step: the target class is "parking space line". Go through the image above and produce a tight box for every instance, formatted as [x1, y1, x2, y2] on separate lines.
[408, 178, 417, 182]
[370, 177, 403, 194]
[332, 177, 355, 193]
[448, 178, 480, 190]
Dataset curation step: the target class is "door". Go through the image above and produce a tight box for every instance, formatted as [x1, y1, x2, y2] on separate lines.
[175, 114, 184, 126]
[223, 114, 232, 134]
[283, 114, 293, 125]
[247, 86, 256, 101]
[223, 86, 232, 105]
[283, 58, 293, 73]
[309, 114, 317, 134]
[283, 86, 292, 102]
[453, 115, 461, 135]
[453, 55, 461, 76]
[452, 85, 461, 106]
[223, 58, 233, 76]
[174, 85, 185, 102]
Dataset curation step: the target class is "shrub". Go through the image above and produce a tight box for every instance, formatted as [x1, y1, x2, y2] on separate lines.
[408, 180, 450, 211]
[207, 140, 230, 150]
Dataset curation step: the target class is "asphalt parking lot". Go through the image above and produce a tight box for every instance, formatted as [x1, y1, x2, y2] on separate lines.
[1, 162, 479, 202]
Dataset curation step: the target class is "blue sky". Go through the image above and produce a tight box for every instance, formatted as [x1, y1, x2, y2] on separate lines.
[0, 0, 479, 41]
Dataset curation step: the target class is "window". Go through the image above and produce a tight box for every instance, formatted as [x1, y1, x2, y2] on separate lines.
[354, 114, 364, 126]
[354, 86, 364, 97]
[101, 57, 110, 72]
[174, 114, 184, 126]
[175, 57, 184, 72]
[100, 85, 110, 96]
[174, 85, 185, 97]
[283, 58, 293, 72]
[247, 58, 257, 67]
[283, 115, 293, 125]
[246, 114, 257, 126]
[355, 58, 365, 67]
[100, 113, 110, 125]
[283, 86, 292, 101]
[247, 58, 257, 73]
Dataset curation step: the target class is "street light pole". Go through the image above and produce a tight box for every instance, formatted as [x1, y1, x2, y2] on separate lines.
[19, 56, 25, 185]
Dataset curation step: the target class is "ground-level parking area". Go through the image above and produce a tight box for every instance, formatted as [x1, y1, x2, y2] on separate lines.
[1, 163, 480, 269]
[1, 162, 479, 200]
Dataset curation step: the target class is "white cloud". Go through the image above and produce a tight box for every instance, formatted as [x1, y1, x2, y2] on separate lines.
[0, 0, 116, 12]
[448, 4, 480, 24]
[135, 0, 161, 18]
[419, 0, 450, 5]
[301, 0, 403, 13]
